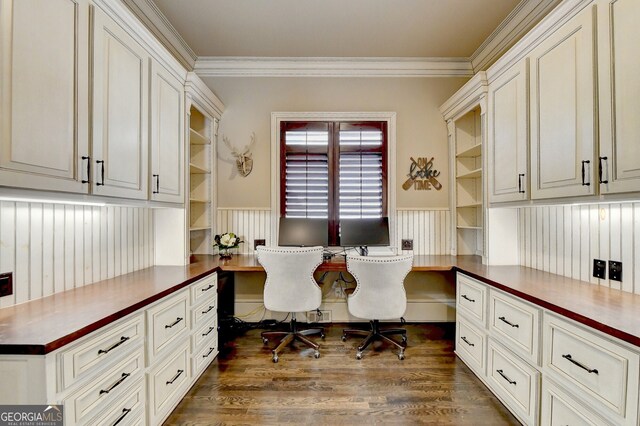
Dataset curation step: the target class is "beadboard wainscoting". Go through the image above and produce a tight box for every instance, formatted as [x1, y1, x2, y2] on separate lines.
[216, 208, 451, 255]
[518, 203, 640, 294]
[0, 202, 154, 307]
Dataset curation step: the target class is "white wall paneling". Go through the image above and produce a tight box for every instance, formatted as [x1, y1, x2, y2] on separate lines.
[0, 201, 154, 308]
[216, 209, 273, 254]
[518, 203, 640, 295]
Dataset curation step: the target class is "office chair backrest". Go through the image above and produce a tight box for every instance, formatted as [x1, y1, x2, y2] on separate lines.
[256, 246, 324, 313]
[346, 255, 413, 320]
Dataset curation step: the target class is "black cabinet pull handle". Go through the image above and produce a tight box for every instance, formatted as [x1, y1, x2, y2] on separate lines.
[202, 326, 215, 337]
[152, 174, 160, 194]
[99, 372, 130, 395]
[165, 317, 183, 329]
[598, 156, 609, 184]
[562, 354, 598, 374]
[98, 336, 130, 355]
[461, 294, 475, 303]
[496, 369, 517, 385]
[581, 160, 590, 186]
[166, 369, 184, 385]
[113, 408, 132, 426]
[81, 156, 90, 184]
[498, 316, 519, 328]
[203, 347, 215, 358]
[201, 284, 215, 292]
[96, 160, 105, 186]
[518, 173, 525, 193]
[202, 305, 214, 315]
[461, 336, 474, 347]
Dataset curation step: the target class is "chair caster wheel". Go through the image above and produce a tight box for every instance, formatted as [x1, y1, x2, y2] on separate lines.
[398, 352, 405, 361]
[320, 333, 325, 340]
[341, 335, 347, 342]
[314, 350, 320, 359]
[356, 352, 363, 360]
[262, 337, 269, 345]
[401, 335, 407, 344]
[272, 355, 279, 363]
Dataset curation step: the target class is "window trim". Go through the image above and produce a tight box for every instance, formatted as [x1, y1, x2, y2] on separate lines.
[271, 112, 397, 247]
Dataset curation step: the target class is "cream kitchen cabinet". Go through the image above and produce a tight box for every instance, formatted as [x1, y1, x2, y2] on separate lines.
[596, 0, 640, 195]
[529, 5, 596, 199]
[487, 59, 528, 203]
[0, 0, 90, 193]
[150, 60, 184, 203]
[91, 5, 149, 200]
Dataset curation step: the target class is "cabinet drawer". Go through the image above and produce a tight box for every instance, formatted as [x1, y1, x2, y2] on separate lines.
[192, 337, 218, 378]
[456, 273, 487, 326]
[487, 339, 539, 425]
[83, 376, 145, 426]
[455, 314, 486, 376]
[541, 378, 612, 426]
[190, 273, 217, 306]
[192, 297, 217, 329]
[147, 341, 190, 424]
[489, 290, 540, 365]
[64, 348, 144, 425]
[544, 314, 639, 424]
[59, 313, 144, 391]
[192, 316, 217, 353]
[147, 290, 189, 363]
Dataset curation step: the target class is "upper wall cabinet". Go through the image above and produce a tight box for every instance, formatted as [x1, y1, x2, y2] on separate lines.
[91, 6, 149, 199]
[597, 0, 640, 194]
[0, 0, 90, 193]
[150, 60, 184, 203]
[529, 6, 596, 199]
[488, 59, 528, 203]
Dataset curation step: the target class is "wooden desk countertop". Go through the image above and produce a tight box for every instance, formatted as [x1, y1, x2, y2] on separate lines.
[1, 254, 639, 355]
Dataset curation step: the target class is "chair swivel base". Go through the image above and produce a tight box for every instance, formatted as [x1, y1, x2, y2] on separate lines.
[342, 320, 407, 360]
[261, 318, 324, 363]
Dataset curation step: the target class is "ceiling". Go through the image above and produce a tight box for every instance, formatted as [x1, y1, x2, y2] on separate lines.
[152, 0, 522, 58]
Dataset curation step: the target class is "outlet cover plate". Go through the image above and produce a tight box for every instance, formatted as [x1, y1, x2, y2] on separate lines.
[609, 260, 622, 282]
[307, 310, 331, 323]
[401, 239, 413, 250]
[254, 239, 266, 250]
[0, 272, 13, 297]
[593, 259, 606, 279]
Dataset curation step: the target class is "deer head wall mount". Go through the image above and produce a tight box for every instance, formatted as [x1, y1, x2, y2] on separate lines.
[222, 132, 255, 177]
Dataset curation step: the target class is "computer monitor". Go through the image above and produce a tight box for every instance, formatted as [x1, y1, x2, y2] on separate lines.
[278, 217, 329, 247]
[340, 218, 390, 249]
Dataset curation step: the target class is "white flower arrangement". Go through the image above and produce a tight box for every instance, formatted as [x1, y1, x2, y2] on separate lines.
[213, 232, 243, 251]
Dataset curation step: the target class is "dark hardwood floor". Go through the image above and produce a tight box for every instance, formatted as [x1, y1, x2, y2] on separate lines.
[165, 323, 519, 425]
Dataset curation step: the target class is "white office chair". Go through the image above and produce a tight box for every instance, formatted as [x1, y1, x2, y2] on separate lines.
[342, 254, 413, 360]
[256, 246, 324, 363]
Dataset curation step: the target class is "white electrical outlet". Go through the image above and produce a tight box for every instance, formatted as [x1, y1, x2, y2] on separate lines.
[307, 310, 332, 323]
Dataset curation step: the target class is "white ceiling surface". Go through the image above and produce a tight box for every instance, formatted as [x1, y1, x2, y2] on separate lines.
[152, 0, 521, 58]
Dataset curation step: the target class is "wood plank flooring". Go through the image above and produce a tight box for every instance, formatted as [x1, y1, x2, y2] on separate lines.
[165, 323, 519, 425]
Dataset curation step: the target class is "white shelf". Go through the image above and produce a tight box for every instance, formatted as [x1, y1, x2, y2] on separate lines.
[190, 226, 211, 232]
[456, 143, 482, 158]
[189, 163, 210, 174]
[457, 168, 482, 179]
[189, 198, 209, 203]
[457, 201, 482, 208]
[189, 128, 210, 145]
[457, 226, 482, 230]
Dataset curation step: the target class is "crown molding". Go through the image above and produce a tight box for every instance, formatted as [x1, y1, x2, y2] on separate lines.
[194, 57, 474, 78]
[121, 0, 197, 70]
[185, 72, 225, 118]
[439, 71, 488, 121]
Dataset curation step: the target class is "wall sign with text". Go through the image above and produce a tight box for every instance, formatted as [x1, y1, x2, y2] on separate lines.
[402, 157, 442, 191]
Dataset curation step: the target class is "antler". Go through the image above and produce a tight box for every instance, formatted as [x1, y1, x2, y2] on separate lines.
[242, 132, 256, 156]
[222, 135, 239, 156]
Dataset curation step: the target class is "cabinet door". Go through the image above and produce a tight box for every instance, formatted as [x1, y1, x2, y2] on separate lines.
[0, 0, 89, 193]
[529, 6, 596, 199]
[150, 60, 184, 203]
[91, 6, 148, 199]
[488, 60, 528, 203]
[597, 0, 640, 194]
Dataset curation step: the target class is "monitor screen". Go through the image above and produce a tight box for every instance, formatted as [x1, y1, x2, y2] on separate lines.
[278, 217, 329, 247]
[340, 218, 390, 247]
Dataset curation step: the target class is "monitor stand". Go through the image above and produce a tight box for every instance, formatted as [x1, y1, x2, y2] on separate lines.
[357, 246, 369, 256]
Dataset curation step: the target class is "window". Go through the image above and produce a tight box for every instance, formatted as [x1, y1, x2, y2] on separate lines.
[280, 121, 387, 245]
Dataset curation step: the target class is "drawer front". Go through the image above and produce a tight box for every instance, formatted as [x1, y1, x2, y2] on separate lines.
[489, 290, 540, 365]
[147, 291, 189, 362]
[544, 314, 639, 423]
[191, 297, 217, 329]
[456, 314, 486, 376]
[541, 379, 612, 426]
[65, 348, 144, 425]
[148, 341, 190, 424]
[192, 315, 218, 353]
[190, 273, 217, 306]
[456, 273, 487, 326]
[192, 337, 218, 378]
[59, 313, 144, 391]
[85, 377, 145, 426]
[487, 339, 539, 425]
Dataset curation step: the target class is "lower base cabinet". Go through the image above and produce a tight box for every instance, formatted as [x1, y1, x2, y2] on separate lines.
[541, 378, 612, 426]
